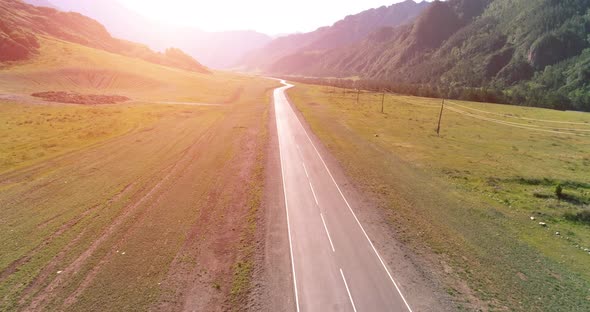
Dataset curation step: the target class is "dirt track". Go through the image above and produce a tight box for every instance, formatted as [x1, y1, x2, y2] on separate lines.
[31, 91, 130, 105]
[0, 94, 271, 311]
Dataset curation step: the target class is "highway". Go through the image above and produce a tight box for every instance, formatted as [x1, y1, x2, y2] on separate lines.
[274, 80, 414, 312]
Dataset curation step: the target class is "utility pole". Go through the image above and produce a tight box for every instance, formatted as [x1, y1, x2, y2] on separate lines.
[381, 91, 385, 113]
[436, 98, 445, 136]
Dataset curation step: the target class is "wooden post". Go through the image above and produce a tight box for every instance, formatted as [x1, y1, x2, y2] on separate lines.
[436, 98, 445, 136]
[381, 91, 385, 113]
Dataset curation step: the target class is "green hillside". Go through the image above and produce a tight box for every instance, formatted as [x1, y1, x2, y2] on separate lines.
[267, 0, 590, 111]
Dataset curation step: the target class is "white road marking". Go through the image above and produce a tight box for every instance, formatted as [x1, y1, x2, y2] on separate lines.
[302, 162, 309, 178]
[340, 268, 358, 312]
[320, 213, 336, 252]
[275, 88, 301, 312]
[309, 181, 319, 206]
[285, 85, 414, 312]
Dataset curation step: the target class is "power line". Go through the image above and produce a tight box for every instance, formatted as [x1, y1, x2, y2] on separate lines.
[446, 100, 590, 126]
[445, 106, 590, 137]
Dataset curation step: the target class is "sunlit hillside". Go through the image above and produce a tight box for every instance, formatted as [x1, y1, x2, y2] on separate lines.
[0, 0, 208, 73]
[0, 37, 242, 103]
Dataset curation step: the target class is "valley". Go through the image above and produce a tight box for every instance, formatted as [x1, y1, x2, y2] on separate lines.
[1, 0, 589, 311]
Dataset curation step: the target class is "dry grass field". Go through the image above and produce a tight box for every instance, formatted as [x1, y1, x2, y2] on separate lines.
[288, 84, 590, 311]
[0, 37, 279, 311]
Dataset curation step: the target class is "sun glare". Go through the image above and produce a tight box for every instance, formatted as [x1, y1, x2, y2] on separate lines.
[3, 0, 590, 311]
[118, 0, 404, 33]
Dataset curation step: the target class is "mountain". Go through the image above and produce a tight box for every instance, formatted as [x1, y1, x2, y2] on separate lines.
[1, 0, 209, 73]
[20, 0, 56, 8]
[38, 0, 271, 69]
[260, 0, 590, 111]
[238, 0, 430, 71]
[183, 30, 271, 69]
[269, 0, 481, 77]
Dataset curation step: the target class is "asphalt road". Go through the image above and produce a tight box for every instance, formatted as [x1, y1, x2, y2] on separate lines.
[274, 80, 414, 312]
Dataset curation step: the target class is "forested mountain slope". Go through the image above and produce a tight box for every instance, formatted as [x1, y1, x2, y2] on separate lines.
[269, 0, 590, 111]
[239, 0, 429, 71]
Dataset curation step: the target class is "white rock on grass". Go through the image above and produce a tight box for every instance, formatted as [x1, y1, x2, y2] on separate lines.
[539, 222, 547, 227]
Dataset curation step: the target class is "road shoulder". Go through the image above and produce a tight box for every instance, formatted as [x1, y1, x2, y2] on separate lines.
[248, 92, 295, 311]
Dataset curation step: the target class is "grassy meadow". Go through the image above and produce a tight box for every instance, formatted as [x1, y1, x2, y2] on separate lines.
[288, 84, 590, 311]
[0, 37, 279, 311]
[0, 37, 251, 103]
[0, 36, 278, 175]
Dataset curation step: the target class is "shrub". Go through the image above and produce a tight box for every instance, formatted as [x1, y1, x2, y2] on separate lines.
[564, 210, 590, 224]
[555, 184, 564, 199]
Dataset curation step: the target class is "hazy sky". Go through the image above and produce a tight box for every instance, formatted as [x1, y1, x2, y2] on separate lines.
[118, 0, 417, 34]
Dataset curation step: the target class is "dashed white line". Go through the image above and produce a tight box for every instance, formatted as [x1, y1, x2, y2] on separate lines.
[284, 82, 415, 312]
[320, 213, 335, 252]
[340, 268, 358, 312]
[275, 87, 300, 312]
[308, 181, 319, 205]
[302, 161, 309, 178]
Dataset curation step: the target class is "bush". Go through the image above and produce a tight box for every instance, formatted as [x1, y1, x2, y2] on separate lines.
[555, 184, 564, 199]
[564, 210, 590, 224]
